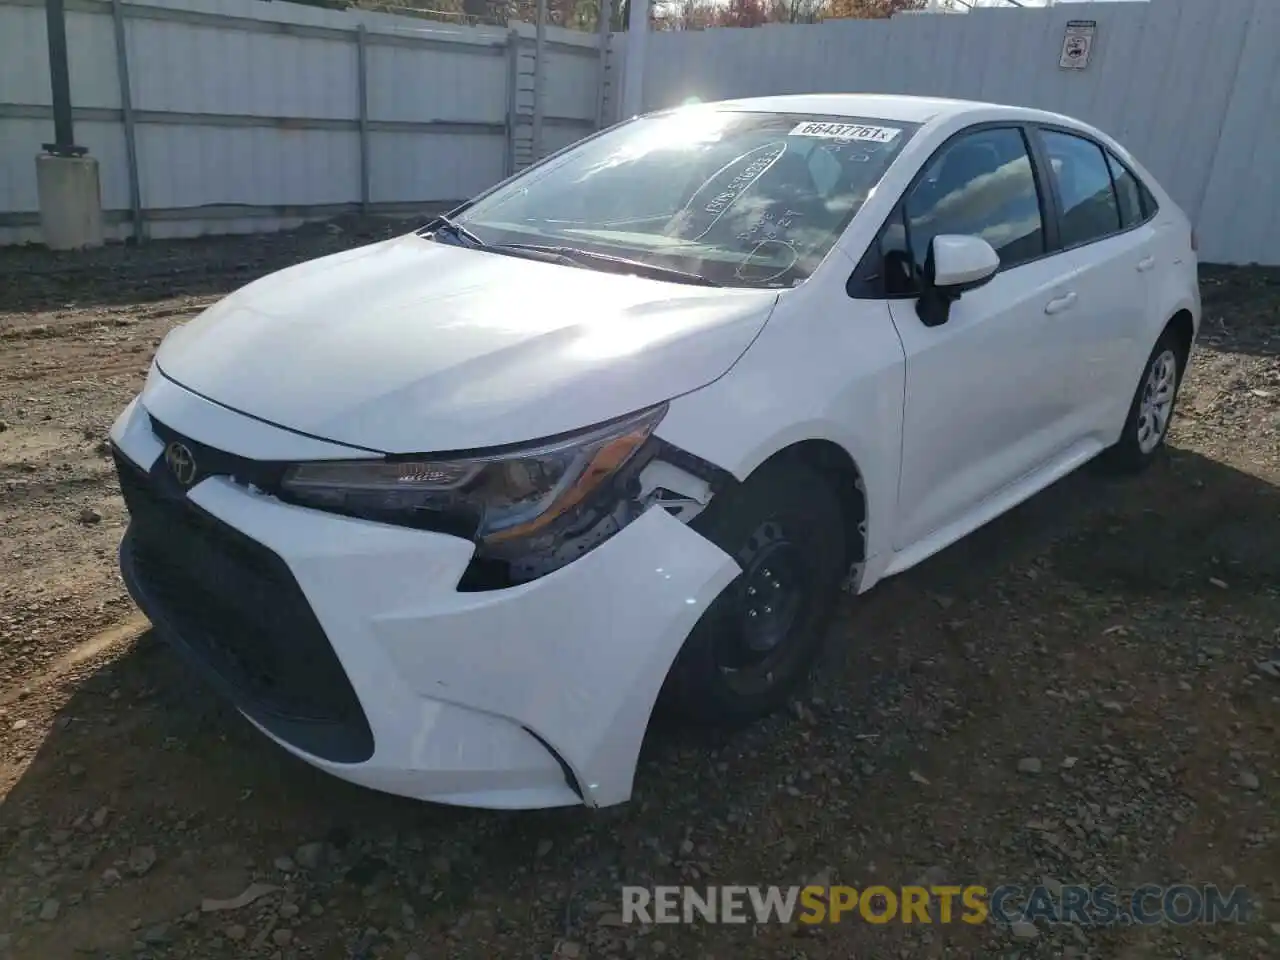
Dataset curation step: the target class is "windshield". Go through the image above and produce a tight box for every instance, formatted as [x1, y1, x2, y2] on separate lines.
[443, 109, 920, 288]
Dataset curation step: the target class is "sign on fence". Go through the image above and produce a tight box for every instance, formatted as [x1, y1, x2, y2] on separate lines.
[1059, 20, 1096, 70]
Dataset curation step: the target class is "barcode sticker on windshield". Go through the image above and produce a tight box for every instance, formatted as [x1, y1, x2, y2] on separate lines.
[789, 121, 901, 143]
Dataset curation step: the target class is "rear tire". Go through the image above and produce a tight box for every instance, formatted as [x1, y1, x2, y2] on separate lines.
[659, 459, 846, 726]
[1101, 328, 1185, 473]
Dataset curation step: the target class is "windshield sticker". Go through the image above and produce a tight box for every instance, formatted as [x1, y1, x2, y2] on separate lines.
[789, 121, 901, 144]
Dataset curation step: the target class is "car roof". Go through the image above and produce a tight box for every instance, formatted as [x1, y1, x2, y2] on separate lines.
[699, 93, 1064, 126]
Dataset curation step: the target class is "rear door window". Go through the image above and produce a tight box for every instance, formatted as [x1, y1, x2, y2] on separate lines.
[1040, 130, 1122, 247]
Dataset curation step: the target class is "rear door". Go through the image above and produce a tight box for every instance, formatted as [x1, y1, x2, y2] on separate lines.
[1031, 127, 1157, 445]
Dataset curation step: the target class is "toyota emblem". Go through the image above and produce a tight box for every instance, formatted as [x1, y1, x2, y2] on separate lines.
[164, 441, 198, 487]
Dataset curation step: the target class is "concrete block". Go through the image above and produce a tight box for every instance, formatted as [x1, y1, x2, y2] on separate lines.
[36, 153, 105, 250]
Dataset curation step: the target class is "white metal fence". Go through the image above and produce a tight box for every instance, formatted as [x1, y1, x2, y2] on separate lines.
[0, 0, 605, 243]
[3, 0, 1278, 264]
[611, 0, 1280, 266]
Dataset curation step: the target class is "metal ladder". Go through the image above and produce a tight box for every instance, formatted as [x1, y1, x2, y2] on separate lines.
[506, 29, 535, 174]
[505, 26, 541, 176]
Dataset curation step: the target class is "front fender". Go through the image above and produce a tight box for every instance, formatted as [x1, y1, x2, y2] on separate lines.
[655, 282, 907, 579]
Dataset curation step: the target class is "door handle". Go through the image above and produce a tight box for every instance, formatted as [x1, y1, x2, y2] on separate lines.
[1044, 292, 1077, 315]
[1137, 256, 1156, 272]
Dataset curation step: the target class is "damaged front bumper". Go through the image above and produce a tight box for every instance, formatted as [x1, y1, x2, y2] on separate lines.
[110, 382, 741, 809]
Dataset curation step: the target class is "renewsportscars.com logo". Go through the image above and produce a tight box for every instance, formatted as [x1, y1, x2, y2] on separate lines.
[620, 884, 1254, 926]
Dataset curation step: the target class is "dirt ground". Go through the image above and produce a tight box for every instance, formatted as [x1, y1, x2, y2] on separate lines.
[0, 221, 1277, 960]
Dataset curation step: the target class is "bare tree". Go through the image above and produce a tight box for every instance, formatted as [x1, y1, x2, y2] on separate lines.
[825, 0, 924, 18]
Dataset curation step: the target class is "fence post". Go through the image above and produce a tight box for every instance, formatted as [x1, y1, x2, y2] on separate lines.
[505, 27, 519, 177]
[595, 0, 612, 129]
[356, 24, 370, 214]
[533, 0, 546, 162]
[43, 0, 82, 155]
[110, 0, 144, 242]
[621, 0, 649, 118]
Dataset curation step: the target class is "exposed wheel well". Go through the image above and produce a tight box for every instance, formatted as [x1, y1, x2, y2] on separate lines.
[1166, 309, 1195, 370]
[758, 440, 867, 574]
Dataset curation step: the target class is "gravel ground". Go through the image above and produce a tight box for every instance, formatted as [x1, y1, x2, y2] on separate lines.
[0, 222, 1277, 960]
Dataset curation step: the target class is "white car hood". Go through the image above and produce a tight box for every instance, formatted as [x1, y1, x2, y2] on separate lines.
[155, 234, 778, 453]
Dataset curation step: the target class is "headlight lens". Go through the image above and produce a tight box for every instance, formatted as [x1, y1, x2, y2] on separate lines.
[279, 405, 666, 543]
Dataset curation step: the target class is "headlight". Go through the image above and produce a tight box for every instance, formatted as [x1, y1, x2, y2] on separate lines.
[279, 405, 666, 545]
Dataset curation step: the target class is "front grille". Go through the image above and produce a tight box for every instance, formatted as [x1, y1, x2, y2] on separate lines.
[115, 447, 374, 763]
[147, 414, 288, 493]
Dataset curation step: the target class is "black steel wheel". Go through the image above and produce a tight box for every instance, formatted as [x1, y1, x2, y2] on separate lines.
[660, 459, 847, 725]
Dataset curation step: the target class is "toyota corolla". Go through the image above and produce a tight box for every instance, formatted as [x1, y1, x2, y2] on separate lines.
[110, 94, 1199, 809]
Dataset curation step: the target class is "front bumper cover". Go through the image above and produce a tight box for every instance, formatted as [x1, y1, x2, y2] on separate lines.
[110, 377, 739, 809]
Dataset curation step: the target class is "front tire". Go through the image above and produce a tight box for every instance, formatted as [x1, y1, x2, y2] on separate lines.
[660, 459, 846, 726]
[1102, 329, 1185, 473]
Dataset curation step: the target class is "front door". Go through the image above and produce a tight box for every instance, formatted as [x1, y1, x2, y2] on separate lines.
[884, 126, 1084, 551]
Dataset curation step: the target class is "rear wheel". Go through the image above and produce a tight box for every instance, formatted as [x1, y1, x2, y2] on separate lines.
[660, 460, 846, 726]
[1102, 328, 1185, 473]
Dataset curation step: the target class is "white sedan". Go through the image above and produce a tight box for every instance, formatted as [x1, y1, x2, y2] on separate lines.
[109, 94, 1200, 809]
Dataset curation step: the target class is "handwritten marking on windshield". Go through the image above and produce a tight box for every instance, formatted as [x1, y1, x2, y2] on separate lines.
[737, 208, 802, 245]
[703, 144, 787, 216]
[735, 239, 799, 284]
[671, 142, 789, 242]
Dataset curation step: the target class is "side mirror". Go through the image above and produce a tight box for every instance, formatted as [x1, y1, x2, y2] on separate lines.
[917, 235, 1000, 327]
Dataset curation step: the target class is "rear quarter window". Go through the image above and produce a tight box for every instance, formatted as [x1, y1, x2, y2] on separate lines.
[1138, 177, 1160, 219]
[1106, 152, 1145, 229]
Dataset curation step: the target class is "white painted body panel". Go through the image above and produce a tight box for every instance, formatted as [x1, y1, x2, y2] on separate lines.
[139, 367, 374, 461]
[887, 254, 1086, 551]
[1056, 227, 1155, 448]
[656, 252, 907, 570]
[110, 94, 1201, 808]
[929, 234, 1001, 289]
[156, 234, 778, 453]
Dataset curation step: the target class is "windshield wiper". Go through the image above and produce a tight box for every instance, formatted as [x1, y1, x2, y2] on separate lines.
[426, 215, 485, 249]
[493, 243, 722, 287]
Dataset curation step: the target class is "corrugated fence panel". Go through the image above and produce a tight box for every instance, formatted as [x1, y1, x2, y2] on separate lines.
[1123, 0, 1245, 226]
[1196, 0, 1280, 265]
[542, 46, 601, 124]
[368, 130, 502, 204]
[897, 15, 944, 97]
[127, 19, 359, 118]
[0, 7, 122, 219]
[0, 118, 130, 210]
[135, 126, 359, 208]
[0, 0, 1274, 262]
[120, 12, 365, 217]
[852, 20, 896, 94]
[69, 9, 123, 108]
[0, 0, 604, 242]
[0, 6, 49, 107]
[0, 118, 47, 220]
[363, 36, 508, 204]
[1061, 5, 1143, 144]
[367, 41, 505, 124]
